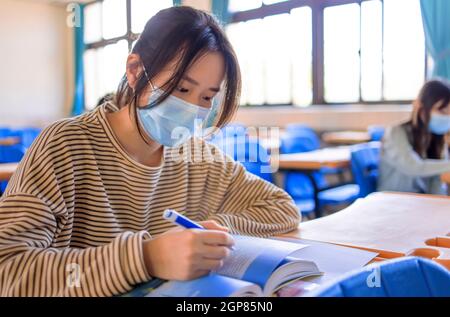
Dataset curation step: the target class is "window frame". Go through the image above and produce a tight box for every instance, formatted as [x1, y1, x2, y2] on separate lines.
[84, 0, 136, 52]
[230, 0, 428, 106]
[82, 0, 428, 107]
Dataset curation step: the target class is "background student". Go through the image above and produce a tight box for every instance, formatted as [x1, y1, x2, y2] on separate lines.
[378, 79, 450, 195]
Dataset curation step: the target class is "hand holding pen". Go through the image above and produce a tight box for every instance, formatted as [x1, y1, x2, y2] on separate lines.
[163, 209, 236, 251]
[141, 209, 235, 281]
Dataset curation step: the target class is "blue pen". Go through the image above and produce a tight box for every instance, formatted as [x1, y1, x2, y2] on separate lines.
[163, 209, 204, 229]
[163, 209, 235, 250]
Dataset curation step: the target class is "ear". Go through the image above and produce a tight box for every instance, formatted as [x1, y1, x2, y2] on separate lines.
[126, 54, 144, 91]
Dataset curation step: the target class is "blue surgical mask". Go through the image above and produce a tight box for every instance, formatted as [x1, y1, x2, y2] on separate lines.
[428, 113, 450, 135]
[137, 88, 212, 147]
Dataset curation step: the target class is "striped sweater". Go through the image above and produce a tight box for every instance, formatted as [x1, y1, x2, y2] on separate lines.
[0, 103, 300, 297]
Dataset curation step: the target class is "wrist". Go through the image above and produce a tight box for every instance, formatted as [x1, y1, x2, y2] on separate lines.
[142, 239, 156, 277]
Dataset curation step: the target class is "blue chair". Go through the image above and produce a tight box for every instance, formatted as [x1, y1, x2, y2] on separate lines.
[0, 144, 26, 163]
[280, 131, 321, 154]
[368, 126, 385, 141]
[280, 132, 359, 218]
[7, 127, 41, 148]
[311, 257, 450, 297]
[0, 144, 27, 194]
[0, 127, 11, 137]
[285, 124, 316, 136]
[350, 142, 381, 198]
[220, 137, 273, 183]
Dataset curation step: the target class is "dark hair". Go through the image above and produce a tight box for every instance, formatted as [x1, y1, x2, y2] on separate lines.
[406, 79, 450, 159]
[114, 6, 241, 140]
[96, 92, 115, 107]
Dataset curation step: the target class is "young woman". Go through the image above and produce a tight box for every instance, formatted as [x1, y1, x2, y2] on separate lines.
[378, 79, 450, 194]
[0, 7, 300, 296]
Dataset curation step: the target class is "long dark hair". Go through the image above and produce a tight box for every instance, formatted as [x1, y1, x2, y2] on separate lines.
[114, 6, 241, 140]
[406, 79, 450, 159]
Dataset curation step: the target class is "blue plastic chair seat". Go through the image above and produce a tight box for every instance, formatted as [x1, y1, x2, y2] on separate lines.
[312, 257, 450, 297]
[317, 184, 360, 205]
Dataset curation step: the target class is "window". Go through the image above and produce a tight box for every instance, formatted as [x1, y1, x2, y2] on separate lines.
[324, 3, 360, 103]
[83, 0, 172, 109]
[226, 6, 312, 106]
[228, 0, 428, 105]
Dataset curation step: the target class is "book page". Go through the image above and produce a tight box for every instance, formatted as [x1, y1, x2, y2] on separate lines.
[215, 235, 308, 287]
[146, 274, 262, 297]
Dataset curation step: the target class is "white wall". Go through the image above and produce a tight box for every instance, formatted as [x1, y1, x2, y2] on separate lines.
[0, 0, 73, 128]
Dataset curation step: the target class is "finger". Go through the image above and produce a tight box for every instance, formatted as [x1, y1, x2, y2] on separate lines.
[201, 245, 231, 260]
[199, 221, 230, 232]
[197, 230, 235, 248]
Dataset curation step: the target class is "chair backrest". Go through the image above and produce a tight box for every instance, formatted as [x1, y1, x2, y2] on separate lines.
[311, 257, 450, 297]
[280, 131, 321, 154]
[221, 137, 273, 182]
[368, 125, 385, 141]
[285, 124, 315, 135]
[0, 144, 27, 163]
[0, 127, 11, 138]
[350, 142, 381, 197]
[8, 127, 42, 148]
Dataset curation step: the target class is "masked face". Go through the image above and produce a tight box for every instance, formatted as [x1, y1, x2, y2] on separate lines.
[429, 113, 450, 135]
[132, 52, 225, 147]
[137, 87, 217, 147]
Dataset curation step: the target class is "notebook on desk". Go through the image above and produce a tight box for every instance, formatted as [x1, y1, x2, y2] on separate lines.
[122, 235, 378, 297]
[147, 235, 322, 297]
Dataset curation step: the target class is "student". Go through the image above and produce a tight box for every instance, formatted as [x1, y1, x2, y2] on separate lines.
[378, 79, 450, 195]
[0, 7, 300, 296]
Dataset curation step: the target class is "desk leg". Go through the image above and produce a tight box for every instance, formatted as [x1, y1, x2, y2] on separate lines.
[304, 171, 322, 218]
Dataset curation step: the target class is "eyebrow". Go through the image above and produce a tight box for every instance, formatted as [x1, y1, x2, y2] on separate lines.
[182, 75, 221, 92]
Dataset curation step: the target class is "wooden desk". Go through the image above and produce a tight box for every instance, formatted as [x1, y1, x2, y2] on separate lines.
[0, 163, 18, 181]
[0, 137, 20, 146]
[274, 147, 352, 217]
[322, 131, 371, 145]
[282, 192, 450, 269]
[276, 146, 351, 170]
[442, 172, 450, 185]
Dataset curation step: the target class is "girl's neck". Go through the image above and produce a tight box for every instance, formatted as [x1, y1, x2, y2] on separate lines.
[105, 105, 164, 167]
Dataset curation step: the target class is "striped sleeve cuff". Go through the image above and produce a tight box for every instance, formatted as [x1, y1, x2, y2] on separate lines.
[120, 231, 152, 287]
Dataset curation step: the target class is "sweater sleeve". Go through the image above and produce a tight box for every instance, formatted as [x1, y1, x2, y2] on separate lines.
[0, 123, 151, 296]
[206, 150, 301, 238]
[381, 125, 450, 177]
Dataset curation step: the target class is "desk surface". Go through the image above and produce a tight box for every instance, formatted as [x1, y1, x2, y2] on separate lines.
[276, 146, 350, 170]
[282, 192, 450, 267]
[0, 137, 20, 146]
[322, 131, 371, 145]
[0, 163, 18, 181]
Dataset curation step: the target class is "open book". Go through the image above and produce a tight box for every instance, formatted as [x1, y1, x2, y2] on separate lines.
[146, 235, 322, 297]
